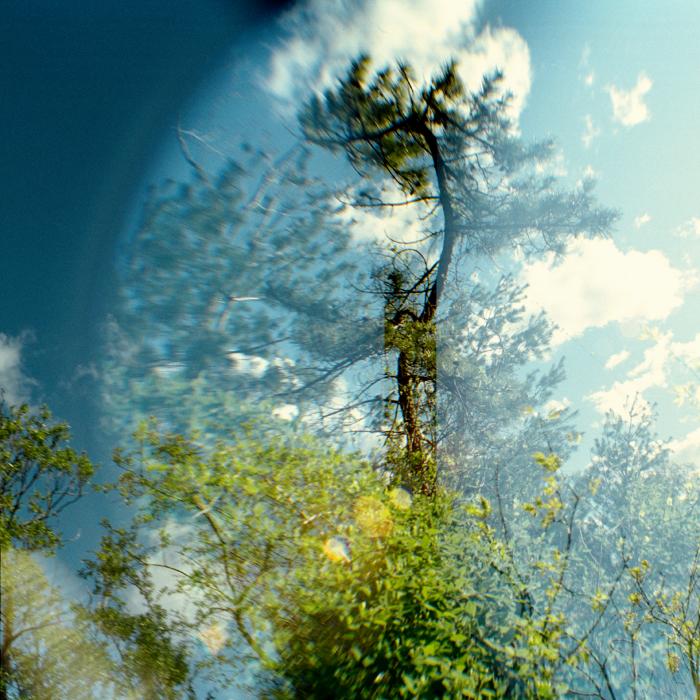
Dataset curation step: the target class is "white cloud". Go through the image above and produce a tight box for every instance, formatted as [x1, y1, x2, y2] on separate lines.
[227, 352, 269, 378]
[634, 213, 651, 229]
[587, 382, 653, 416]
[670, 426, 700, 465]
[0, 333, 33, 405]
[543, 397, 571, 416]
[581, 114, 600, 148]
[535, 149, 567, 177]
[521, 238, 695, 345]
[126, 519, 202, 621]
[588, 330, 700, 416]
[579, 45, 594, 86]
[676, 216, 700, 239]
[605, 349, 630, 370]
[455, 25, 532, 122]
[607, 72, 652, 127]
[587, 332, 671, 415]
[272, 403, 299, 421]
[336, 184, 436, 246]
[267, 0, 532, 122]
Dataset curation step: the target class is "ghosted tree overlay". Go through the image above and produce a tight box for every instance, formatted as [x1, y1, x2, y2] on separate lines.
[4, 54, 694, 699]
[104, 59, 615, 499]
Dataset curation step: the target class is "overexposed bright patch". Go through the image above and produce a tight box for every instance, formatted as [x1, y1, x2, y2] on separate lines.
[605, 349, 630, 370]
[581, 114, 600, 148]
[199, 621, 228, 655]
[521, 239, 694, 345]
[607, 72, 652, 127]
[634, 213, 651, 229]
[354, 495, 393, 537]
[267, 0, 532, 122]
[584, 72, 595, 87]
[323, 536, 351, 562]
[152, 362, 184, 378]
[389, 487, 412, 510]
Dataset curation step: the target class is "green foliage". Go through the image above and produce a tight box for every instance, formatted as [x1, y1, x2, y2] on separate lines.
[0, 403, 104, 698]
[0, 401, 95, 553]
[82, 601, 193, 700]
[301, 57, 475, 198]
[0, 403, 194, 699]
[271, 485, 568, 699]
[81, 424, 580, 698]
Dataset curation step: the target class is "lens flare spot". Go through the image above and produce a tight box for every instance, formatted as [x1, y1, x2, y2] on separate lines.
[354, 495, 393, 537]
[323, 536, 351, 562]
[389, 487, 412, 510]
[199, 621, 228, 655]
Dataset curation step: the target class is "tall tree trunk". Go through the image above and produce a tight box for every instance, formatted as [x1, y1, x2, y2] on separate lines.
[0, 587, 13, 700]
[390, 124, 456, 494]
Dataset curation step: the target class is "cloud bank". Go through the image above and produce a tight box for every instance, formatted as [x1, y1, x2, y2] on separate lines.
[670, 426, 700, 467]
[267, 0, 532, 122]
[588, 330, 700, 416]
[521, 238, 695, 345]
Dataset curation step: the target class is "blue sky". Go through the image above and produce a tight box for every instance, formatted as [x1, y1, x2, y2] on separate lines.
[497, 0, 700, 465]
[0, 0, 293, 453]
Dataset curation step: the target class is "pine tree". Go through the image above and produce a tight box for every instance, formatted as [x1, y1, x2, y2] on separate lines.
[300, 57, 616, 493]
